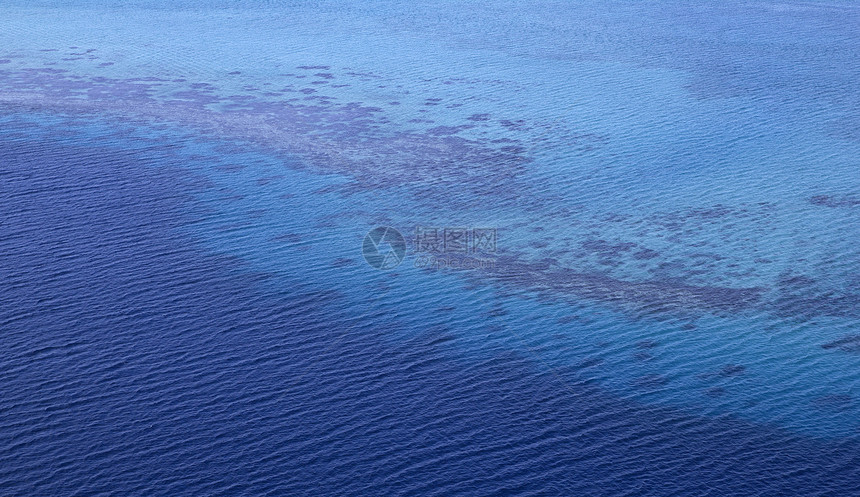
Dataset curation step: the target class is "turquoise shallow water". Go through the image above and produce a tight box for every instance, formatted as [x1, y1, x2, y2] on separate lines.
[1, 1, 859, 495]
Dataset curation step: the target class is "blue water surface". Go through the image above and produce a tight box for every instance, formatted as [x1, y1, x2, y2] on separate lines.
[1, 1, 859, 495]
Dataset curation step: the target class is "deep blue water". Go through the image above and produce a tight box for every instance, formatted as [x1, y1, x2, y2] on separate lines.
[1, 1, 860, 495]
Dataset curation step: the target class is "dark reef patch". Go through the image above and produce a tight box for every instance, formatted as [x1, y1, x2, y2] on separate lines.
[582, 239, 638, 257]
[576, 357, 604, 369]
[698, 364, 746, 381]
[255, 175, 283, 186]
[499, 119, 527, 130]
[720, 364, 746, 377]
[633, 248, 660, 260]
[705, 387, 726, 398]
[331, 257, 356, 268]
[426, 125, 473, 136]
[0, 62, 533, 210]
[485, 307, 508, 318]
[772, 272, 860, 319]
[479, 254, 763, 315]
[272, 233, 302, 244]
[634, 374, 669, 389]
[633, 351, 653, 361]
[811, 394, 854, 412]
[822, 336, 860, 354]
[809, 194, 860, 208]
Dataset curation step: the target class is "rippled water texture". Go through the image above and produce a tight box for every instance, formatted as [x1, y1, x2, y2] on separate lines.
[1, 1, 859, 495]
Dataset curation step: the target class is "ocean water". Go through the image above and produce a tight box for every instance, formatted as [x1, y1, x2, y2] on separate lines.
[1, 1, 859, 495]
